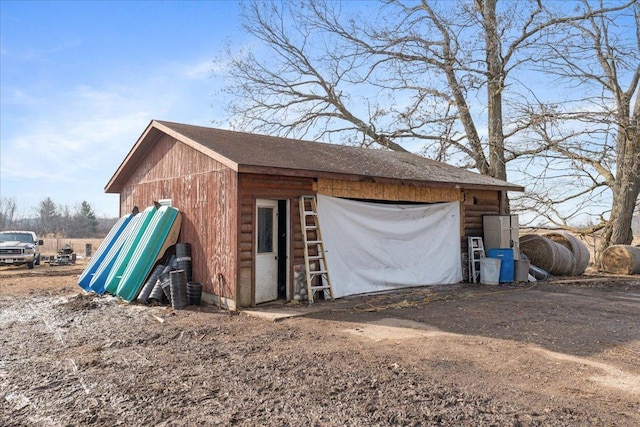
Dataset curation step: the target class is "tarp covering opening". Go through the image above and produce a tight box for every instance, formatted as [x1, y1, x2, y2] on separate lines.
[316, 194, 462, 298]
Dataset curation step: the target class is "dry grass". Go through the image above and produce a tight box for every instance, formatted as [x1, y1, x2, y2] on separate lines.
[40, 238, 105, 257]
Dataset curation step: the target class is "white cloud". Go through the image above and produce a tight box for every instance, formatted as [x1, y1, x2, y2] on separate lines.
[2, 88, 45, 107]
[0, 57, 223, 216]
[182, 59, 217, 79]
[0, 39, 82, 63]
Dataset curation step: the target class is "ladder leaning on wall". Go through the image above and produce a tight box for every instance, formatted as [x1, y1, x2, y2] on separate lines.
[298, 195, 334, 304]
[468, 236, 486, 283]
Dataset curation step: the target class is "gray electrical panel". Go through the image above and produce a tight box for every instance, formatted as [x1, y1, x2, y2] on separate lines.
[483, 215, 519, 259]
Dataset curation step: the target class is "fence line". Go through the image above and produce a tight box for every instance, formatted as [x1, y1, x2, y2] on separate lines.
[40, 238, 105, 257]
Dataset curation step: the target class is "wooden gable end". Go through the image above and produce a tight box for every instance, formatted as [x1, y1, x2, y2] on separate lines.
[119, 134, 239, 307]
[124, 134, 228, 186]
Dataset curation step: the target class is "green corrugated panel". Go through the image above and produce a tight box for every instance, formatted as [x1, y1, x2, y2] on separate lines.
[116, 206, 181, 302]
[78, 212, 134, 290]
[104, 205, 158, 295]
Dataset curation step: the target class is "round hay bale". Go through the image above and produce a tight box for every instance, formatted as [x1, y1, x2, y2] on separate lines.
[520, 234, 558, 272]
[520, 234, 576, 276]
[601, 245, 640, 275]
[544, 232, 590, 275]
[519, 234, 537, 243]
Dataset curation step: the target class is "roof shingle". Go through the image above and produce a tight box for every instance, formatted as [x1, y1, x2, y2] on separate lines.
[155, 120, 523, 190]
[106, 120, 523, 192]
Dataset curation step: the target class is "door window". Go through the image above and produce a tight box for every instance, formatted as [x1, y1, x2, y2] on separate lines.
[257, 207, 274, 253]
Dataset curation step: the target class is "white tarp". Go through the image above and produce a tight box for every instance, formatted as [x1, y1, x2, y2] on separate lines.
[317, 194, 462, 298]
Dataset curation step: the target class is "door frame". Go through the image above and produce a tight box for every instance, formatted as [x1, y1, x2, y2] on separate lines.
[253, 198, 290, 305]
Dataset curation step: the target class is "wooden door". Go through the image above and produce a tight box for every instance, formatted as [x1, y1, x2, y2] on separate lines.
[255, 199, 278, 303]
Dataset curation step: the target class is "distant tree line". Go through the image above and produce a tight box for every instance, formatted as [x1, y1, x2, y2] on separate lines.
[0, 197, 118, 238]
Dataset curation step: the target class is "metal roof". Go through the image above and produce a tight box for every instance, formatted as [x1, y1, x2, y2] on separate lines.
[106, 120, 524, 193]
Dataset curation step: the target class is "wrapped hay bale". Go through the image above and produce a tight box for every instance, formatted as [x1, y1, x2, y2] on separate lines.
[601, 245, 640, 274]
[520, 234, 576, 276]
[544, 232, 590, 275]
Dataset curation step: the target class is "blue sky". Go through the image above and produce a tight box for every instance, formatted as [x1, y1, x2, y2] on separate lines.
[1, 0, 634, 227]
[1, 0, 243, 217]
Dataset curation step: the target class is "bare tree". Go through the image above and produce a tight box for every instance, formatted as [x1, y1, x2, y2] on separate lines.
[509, 1, 639, 253]
[58, 204, 73, 237]
[2, 197, 116, 237]
[0, 197, 18, 230]
[218, 0, 637, 243]
[218, 1, 627, 173]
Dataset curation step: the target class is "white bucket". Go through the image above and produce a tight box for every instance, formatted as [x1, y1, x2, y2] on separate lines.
[480, 258, 501, 285]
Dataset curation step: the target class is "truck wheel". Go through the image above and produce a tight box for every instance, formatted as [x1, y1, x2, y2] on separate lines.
[27, 261, 35, 269]
[35, 254, 41, 266]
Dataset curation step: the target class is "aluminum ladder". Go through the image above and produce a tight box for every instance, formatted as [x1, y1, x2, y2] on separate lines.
[468, 237, 486, 283]
[298, 195, 334, 303]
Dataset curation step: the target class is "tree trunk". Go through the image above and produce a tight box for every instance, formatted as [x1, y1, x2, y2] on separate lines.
[607, 139, 640, 245]
[599, 99, 640, 257]
[481, 0, 510, 212]
[482, 0, 506, 182]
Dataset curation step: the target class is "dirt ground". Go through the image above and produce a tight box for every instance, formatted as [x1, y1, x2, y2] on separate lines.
[1, 263, 639, 426]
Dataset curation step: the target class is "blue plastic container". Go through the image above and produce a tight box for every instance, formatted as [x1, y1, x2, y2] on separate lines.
[487, 248, 514, 283]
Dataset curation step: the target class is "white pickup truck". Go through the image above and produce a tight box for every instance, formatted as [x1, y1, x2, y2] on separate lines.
[0, 231, 44, 269]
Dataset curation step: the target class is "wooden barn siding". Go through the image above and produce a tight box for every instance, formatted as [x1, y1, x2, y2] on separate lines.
[118, 135, 238, 302]
[316, 178, 462, 203]
[462, 189, 501, 239]
[461, 189, 501, 280]
[238, 173, 314, 306]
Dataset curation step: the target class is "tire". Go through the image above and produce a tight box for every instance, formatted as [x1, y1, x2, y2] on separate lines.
[35, 254, 41, 266]
[27, 261, 35, 269]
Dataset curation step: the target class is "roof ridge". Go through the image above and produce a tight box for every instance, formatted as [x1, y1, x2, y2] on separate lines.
[106, 119, 524, 193]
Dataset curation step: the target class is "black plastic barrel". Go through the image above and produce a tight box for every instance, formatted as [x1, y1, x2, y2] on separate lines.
[137, 264, 165, 304]
[176, 243, 191, 258]
[175, 243, 192, 282]
[160, 272, 172, 304]
[170, 269, 188, 310]
[186, 281, 203, 305]
[165, 254, 177, 269]
[148, 279, 165, 304]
